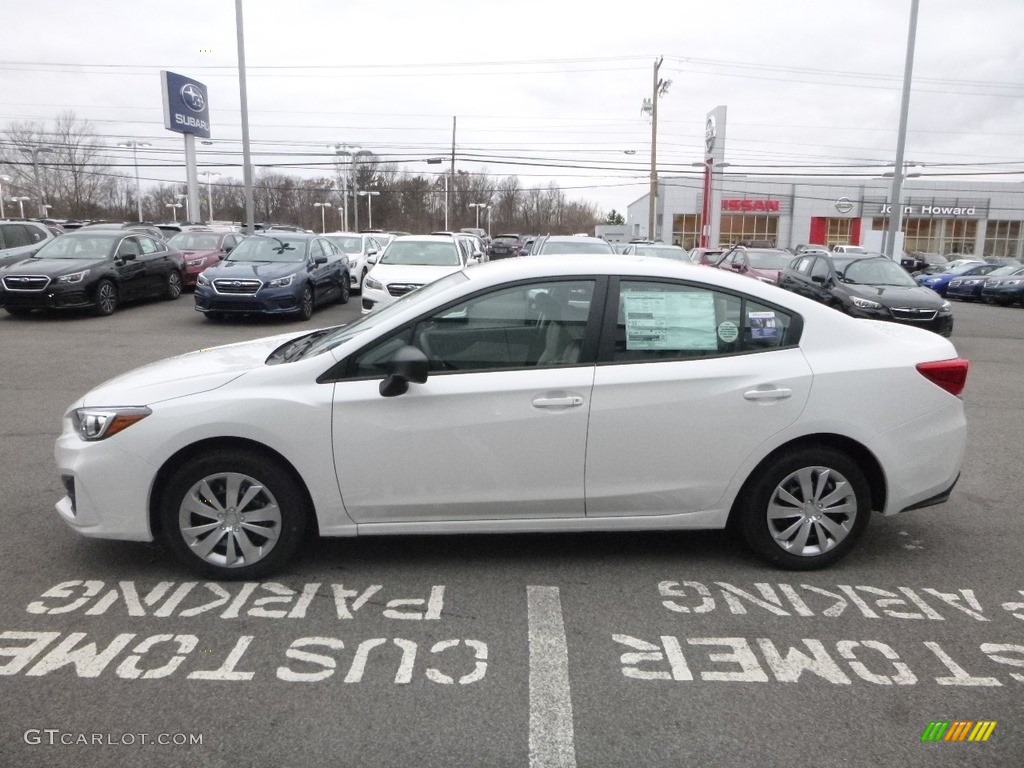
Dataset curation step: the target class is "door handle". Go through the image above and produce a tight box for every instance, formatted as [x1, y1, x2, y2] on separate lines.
[532, 395, 584, 409]
[743, 387, 792, 401]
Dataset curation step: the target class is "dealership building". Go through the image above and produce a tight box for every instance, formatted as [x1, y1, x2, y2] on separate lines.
[625, 175, 1024, 258]
[623, 106, 1024, 258]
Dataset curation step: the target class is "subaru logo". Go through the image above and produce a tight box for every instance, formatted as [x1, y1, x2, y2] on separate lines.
[181, 84, 206, 112]
[231, 281, 242, 288]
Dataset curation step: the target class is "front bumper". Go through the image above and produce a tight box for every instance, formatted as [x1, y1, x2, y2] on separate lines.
[54, 425, 157, 541]
[0, 284, 95, 310]
[981, 285, 1023, 304]
[845, 304, 954, 337]
[360, 284, 393, 314]
[194, 283, 303, 315]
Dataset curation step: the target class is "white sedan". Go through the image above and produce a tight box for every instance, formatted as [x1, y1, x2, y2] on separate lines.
[55, 255, 968, 578]
[361, 234, 478, 314]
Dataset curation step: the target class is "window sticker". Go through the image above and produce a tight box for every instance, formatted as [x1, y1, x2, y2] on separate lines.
[748, 311, 779, 339]
[717, 321, 739, 343]
[623, 290, 718, 350]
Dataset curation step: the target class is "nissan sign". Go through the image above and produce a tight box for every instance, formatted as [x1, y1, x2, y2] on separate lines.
[160, 70, 211, 139]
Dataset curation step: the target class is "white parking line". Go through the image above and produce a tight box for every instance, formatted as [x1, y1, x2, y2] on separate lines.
[527, 586, 577, 768]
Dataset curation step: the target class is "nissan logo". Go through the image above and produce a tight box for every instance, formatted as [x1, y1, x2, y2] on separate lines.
[704, 116, 717, 154]
[835, 197, 854, 214]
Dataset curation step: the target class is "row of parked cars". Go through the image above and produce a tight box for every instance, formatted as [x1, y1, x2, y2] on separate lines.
[0, 218, 503, 322]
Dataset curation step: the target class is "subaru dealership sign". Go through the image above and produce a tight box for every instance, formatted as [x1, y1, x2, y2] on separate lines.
[160, 71, 211, 138]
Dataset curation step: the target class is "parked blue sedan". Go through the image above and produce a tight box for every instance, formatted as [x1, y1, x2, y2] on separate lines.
[195, 233, 351, 321]
[916, 262, 1000, 296]
[947, 264, 1024, 302]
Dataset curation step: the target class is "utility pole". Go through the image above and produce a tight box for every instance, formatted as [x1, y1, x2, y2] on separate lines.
[884, 0, 920, 260]
[235, 0, 255, 234]
[641, 58, 670, 242]
[449, 116, 456, 231]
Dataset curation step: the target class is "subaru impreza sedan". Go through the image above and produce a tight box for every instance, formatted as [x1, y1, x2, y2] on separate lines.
[56, 255, 968, 578]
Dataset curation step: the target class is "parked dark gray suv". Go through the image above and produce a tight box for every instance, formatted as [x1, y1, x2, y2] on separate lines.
[0, 220, 56, 268]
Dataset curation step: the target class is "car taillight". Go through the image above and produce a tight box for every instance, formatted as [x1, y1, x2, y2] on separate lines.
[916, 358, 969, 397]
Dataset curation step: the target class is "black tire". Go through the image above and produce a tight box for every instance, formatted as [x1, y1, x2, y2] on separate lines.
[296, 285, 314, 321]
[165, 270, 184, 301]
[355, 267, 367, 295]
[159, 449, 309, 579]
[92, 279, 118, 316]
[337, 274, 351, 305]
[4, 307, 33, 317]
[738, 446, 871, 570]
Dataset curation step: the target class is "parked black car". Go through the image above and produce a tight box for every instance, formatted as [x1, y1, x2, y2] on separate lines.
[778, 253, 953, 336]
[979, 266, 1024, 306]
[193, 233, 350, 321]
[0, 230, 185, 316]
[487, 233, 522, 259]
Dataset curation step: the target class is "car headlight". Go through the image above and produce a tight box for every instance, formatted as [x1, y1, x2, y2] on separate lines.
[364, 276, 384, 291]
[186, 257, 206, 267]
[58, 270, 89, 284]
[1007, 279, 1022, 285]
[850, 296, 882, 309]
[269, 275, 294, 288]
[196, 273, 211, 287]
[940, 301, 951, 312]
[71, 407, 152, 442]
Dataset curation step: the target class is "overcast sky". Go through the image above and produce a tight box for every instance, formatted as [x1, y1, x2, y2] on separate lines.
[3, 0, 1024, 217]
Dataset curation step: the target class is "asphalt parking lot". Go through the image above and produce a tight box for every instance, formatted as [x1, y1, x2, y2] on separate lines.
[0, 295, 1022, 768]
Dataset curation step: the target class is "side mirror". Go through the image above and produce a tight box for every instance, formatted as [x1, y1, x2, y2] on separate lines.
[313, 256, 328, 266]
[367, 255, 378, 265]
[118, 251, 136, 261]
[811, 274, 826, 284]
[380, 345, 429, 398]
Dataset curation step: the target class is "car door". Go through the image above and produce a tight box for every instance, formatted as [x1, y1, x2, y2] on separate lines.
[113, 236, 147, 299]
[585, 277, 811, 517]
[136, 235, 170, 295]
[306, 239, 334, 302]
[329, 278, 603, 525]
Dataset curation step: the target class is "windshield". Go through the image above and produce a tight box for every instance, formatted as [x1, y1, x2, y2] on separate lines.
[747, 250, 793, 269]
[33, 234, 118, 259]
[541, 239, 615, 255]
[636, 246, 688, 261]
[944, 263, 988, 275]
[988, 265, 1023, 277]
[227, 236, 307, 263]
[169, 233, 222, 251]
[297, 270, 471, 359]
[324, 235, 361, 254]
[840, 258, 918, 287]
[380, 240, 461, 266]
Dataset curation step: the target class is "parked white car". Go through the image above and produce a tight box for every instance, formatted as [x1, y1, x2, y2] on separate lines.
[55, 255, 968, 579]
[361, 235, 475, 314]
[323, 232, 387, 293]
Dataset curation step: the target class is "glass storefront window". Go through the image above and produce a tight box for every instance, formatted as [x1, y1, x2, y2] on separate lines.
[719, 214, 778, 246]
[870, 217, 977, 255]
[984, 221, 1022, 259]
[826, 219, 854, 247]
[671, 214, 702, 249]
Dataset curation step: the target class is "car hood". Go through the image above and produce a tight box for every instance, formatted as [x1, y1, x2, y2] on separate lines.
[981, 275, 1023, 285]
[80, 332, 303, 407]
[202, 261, 304, 280]
[179, 248, 222, 260]
[843, 283, 945, 308]
[369, 263, 464, 283]
[747, 267, 782, 282]
[4, 257, 105, 276]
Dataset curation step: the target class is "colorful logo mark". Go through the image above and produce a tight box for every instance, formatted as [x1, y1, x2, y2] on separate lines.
[921, 721, 997, 743]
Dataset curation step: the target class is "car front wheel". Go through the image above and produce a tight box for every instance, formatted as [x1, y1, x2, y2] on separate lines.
[738, 446, 871, 570]
[92, 279, 118, 316]
[165, 270, 183, 300]
[160, 450, 308, 579]
[296, 285, 314, 320]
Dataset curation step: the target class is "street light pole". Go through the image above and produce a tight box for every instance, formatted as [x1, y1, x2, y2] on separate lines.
[30, 146, 54, 219]
[314, 202, 332, 233]
[486, 205, 492, 239]
[468, 202, 486, 230]
[199, 172, 219, 223]
[0, 175, 10, 219]
[358, 191, 380, 229]
[165, 202, 182, 221]
[641, 57, 670, 242]
[176, 193, 190, 222]
[11, 196, 30, 218]
[117, 140, 151, 222]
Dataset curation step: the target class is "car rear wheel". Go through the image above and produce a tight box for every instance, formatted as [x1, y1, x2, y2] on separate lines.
[739, 446, 871, 570]
[160, 450, 308, 579]
[296, 286, 314, 321]
[165, 270, 183, 300]
[337, 275, 351, 305]
[92, 279, 118, 316]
